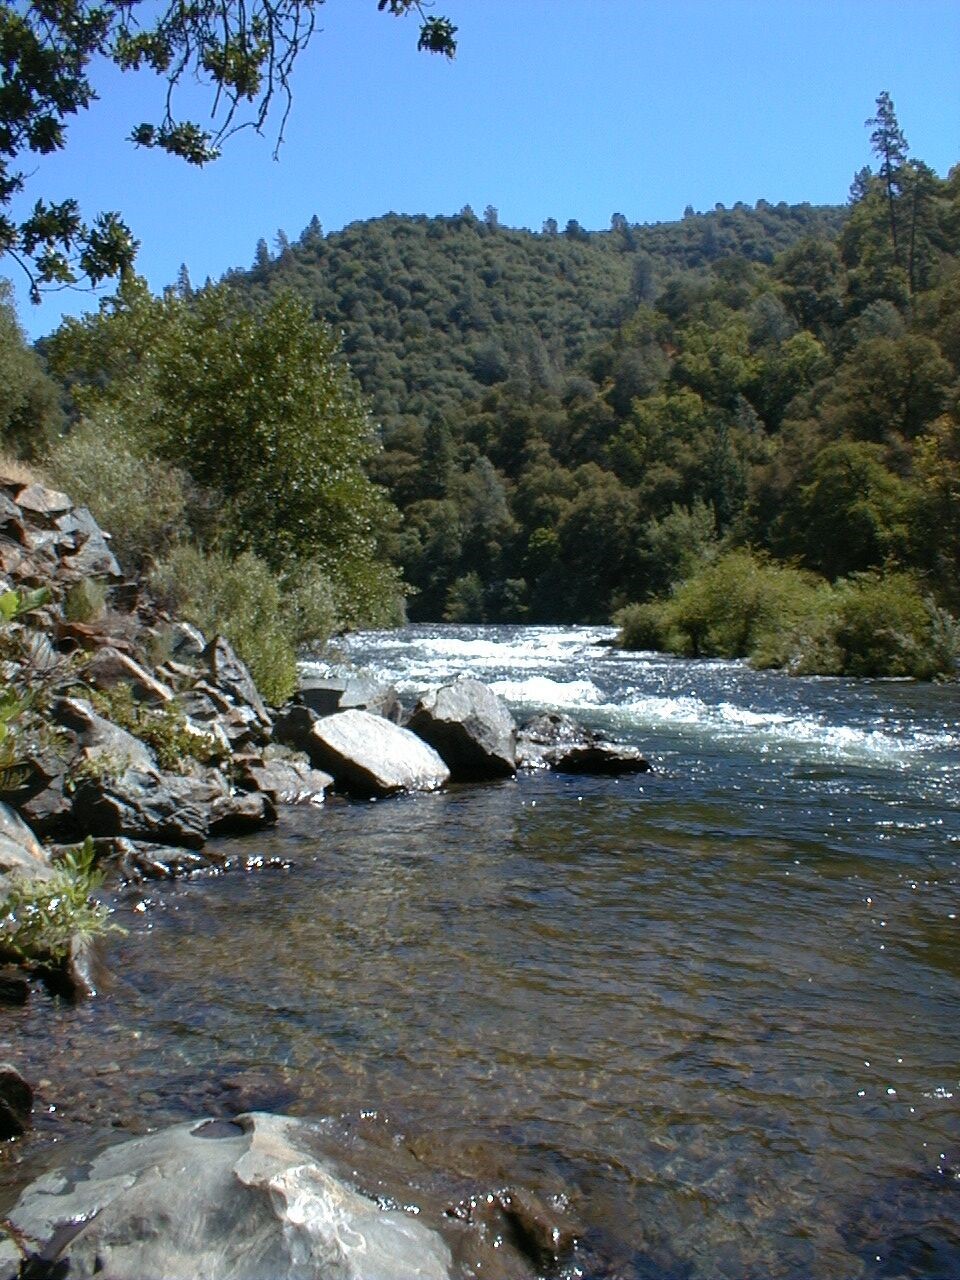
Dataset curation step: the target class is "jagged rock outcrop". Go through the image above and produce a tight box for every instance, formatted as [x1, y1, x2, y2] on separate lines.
[408, 677, 517, 780]
[0, 482, 122, 586]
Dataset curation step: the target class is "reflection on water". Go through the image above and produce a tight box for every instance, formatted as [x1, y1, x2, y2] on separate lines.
[3, 626, 959, 1278]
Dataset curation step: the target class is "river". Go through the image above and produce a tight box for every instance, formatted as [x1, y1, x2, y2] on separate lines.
[3, 624, 959, 1278]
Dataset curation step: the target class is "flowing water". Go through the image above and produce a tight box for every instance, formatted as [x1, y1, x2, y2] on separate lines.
[3, 625, 960, 1278]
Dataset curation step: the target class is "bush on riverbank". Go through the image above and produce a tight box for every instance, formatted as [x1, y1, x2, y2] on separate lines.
[148, 546, 341, 706]
[615, 552, 959, 679]
[0, 840, 115, 967]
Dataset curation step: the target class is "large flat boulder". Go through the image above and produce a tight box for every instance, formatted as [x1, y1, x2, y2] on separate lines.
[278, 707, 449, 797]
[0, 1111, 454, 1280]
[408, 678, 516, 780]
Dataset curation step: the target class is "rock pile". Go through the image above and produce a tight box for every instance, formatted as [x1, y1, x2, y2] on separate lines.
[0, 476, 650, 948]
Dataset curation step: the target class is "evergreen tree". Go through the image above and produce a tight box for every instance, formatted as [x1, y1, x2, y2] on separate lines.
[867, 91, 909, 268]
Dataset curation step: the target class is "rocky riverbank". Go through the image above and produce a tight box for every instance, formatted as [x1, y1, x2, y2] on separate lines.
[0, 476, 650, 1278]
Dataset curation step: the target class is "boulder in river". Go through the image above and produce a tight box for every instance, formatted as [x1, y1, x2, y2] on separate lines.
[408, 677, 517, 780]
[517, 711, 650, 775]
[298, 672, 403, 722]
[234, 753, 334, 806]
[0, 1111, 454, 1280]
[276, 706, 449, 797]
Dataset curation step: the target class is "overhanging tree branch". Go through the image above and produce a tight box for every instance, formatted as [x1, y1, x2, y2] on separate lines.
[0, 0, 457, 297]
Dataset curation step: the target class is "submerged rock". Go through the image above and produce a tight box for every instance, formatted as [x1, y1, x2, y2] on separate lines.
[0, 1111, 454, 1280]
[408, 678, 517, 780]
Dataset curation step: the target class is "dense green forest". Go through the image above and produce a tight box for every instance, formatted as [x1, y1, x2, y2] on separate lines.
[1, 94, 957, 684]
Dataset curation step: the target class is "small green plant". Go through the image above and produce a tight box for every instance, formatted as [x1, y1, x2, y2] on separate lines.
[88, 683, 228, 771]
[149, 546, 304, 705]
[65, 747, 132, 790]
[63, 578, 108, 623]
[0, 838, 118, 966]
[0, 586, 51, 623]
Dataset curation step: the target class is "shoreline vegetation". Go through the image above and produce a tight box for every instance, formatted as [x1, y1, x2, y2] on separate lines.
[614, 550, 959, 679]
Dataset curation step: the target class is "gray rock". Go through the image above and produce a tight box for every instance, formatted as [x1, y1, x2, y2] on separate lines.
[205, 636, 272, 730]
[69, 763, 277, 850]
[0, 1111, 453, 1280]
[0, 1062, 33, 1138]
[70, 770, 209, 850]
[0, 802, 52, 890]
[299, 673, 403, 722]
[170, 619, 207, 659]
[59, 524, 124, 580]
[179, 681, 263, 751]
[83, 647, 175, 704]
[14, 483, 72, 519]
[408, 678, 516, 780]
[517, 712, 650, 775]
[17, 781, 74, 839]
[237, 756, 333, 806]
[282, 708, 450, 797]
[272, 703, 324, 754]
[52, 695, 157, 771]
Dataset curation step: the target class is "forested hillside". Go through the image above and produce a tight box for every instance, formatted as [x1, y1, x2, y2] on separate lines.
[233, 200, 846, 431]
[2, 96, 956, 680]
[223, 113, 956, 658]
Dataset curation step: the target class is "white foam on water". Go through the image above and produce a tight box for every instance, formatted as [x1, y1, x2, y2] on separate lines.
[619, 692, 958, 763]
[489, 675, 606, 708]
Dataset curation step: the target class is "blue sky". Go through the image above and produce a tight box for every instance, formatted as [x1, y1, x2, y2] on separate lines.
[7, 0, 960, 339]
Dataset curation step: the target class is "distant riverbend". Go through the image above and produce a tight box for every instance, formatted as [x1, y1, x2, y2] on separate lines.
[4, 625, 959, 1279]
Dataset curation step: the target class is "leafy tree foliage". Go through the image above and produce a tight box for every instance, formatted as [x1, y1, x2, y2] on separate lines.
[0, 0, 455, 297]
[47, 277, 404, 625]
[0, 279, 62, 455]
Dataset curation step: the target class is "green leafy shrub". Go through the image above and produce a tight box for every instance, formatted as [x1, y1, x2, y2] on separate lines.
[827, 572, 956, 678]
[88, 682, 228, 771]
[149, 546, 300, 705]
[45, 418, 192, 571]
[0, 839, 117, 966]
[656, 549, 821, 659]
[614, 601, 668, 651]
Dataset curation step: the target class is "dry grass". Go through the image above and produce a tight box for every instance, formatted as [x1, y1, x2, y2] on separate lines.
[0, 451, 44, 488]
